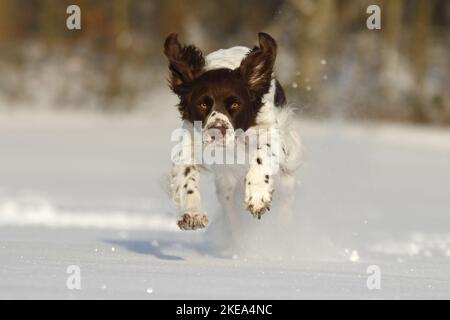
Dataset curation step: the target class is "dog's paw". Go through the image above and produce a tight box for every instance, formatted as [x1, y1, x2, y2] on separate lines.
[245, 182, 274, 219]
[177, 212, 208, 231]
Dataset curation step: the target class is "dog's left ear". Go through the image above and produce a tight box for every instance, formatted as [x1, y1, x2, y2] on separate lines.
[164, 33, 205, 95]
[238, 32, 277, 97]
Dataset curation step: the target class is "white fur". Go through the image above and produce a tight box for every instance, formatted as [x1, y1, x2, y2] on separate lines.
[204, 46, 251, 71]
[169, 46, 302, 233]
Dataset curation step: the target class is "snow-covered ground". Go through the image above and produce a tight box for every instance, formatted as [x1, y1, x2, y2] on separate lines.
[0, 105, 449, 299]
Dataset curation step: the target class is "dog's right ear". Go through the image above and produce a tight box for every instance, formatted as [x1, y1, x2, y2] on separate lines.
[164, 33, 205, 94]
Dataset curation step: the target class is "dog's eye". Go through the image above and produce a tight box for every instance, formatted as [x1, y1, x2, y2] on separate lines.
[230, 102, 240, 111]
[198, 96, 213, 111]
[225, 97, 240, 112]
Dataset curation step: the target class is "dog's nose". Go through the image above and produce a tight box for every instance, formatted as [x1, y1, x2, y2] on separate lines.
[205, 125, 228, 143]
[206, 125, 227, 137]
[211, 126, 227, 137]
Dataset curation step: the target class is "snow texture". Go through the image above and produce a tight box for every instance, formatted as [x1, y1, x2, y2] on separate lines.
[0, 102, 449, 299]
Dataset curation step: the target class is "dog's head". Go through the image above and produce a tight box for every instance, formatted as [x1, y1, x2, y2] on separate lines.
[164, 32, 277, 144]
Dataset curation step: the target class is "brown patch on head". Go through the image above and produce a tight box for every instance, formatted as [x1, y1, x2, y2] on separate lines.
[164, 32, 278, 131]
[181, 68, 260, 131]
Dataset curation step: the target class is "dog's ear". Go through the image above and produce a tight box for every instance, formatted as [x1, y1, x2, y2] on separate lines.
[238, 32, 277, 97]
[164, 33, 205, 94]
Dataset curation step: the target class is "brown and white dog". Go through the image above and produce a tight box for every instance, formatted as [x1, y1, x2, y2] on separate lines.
[164, 32, 302, 232]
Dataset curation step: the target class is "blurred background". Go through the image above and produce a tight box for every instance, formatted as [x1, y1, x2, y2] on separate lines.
[0, 0, 448, 124]
[1, 1, 450, 299]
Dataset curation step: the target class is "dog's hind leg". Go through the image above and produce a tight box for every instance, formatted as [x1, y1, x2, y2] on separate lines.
[277, 173, 297, 226]
[211, 173, 241, 247]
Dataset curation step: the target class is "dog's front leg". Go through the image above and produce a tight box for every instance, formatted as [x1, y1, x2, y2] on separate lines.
[244, 136, 276, 219]
[171, 164, 207, 230]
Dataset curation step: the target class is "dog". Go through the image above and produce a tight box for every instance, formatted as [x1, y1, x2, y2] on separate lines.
[164, 32, 302, 232]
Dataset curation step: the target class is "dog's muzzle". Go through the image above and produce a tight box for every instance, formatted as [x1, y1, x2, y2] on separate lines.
[203, 113, 234, 146]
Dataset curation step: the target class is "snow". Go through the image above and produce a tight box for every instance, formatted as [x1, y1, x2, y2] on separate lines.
[0, 105, 449, 299]
[0, 197, 176, 231]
